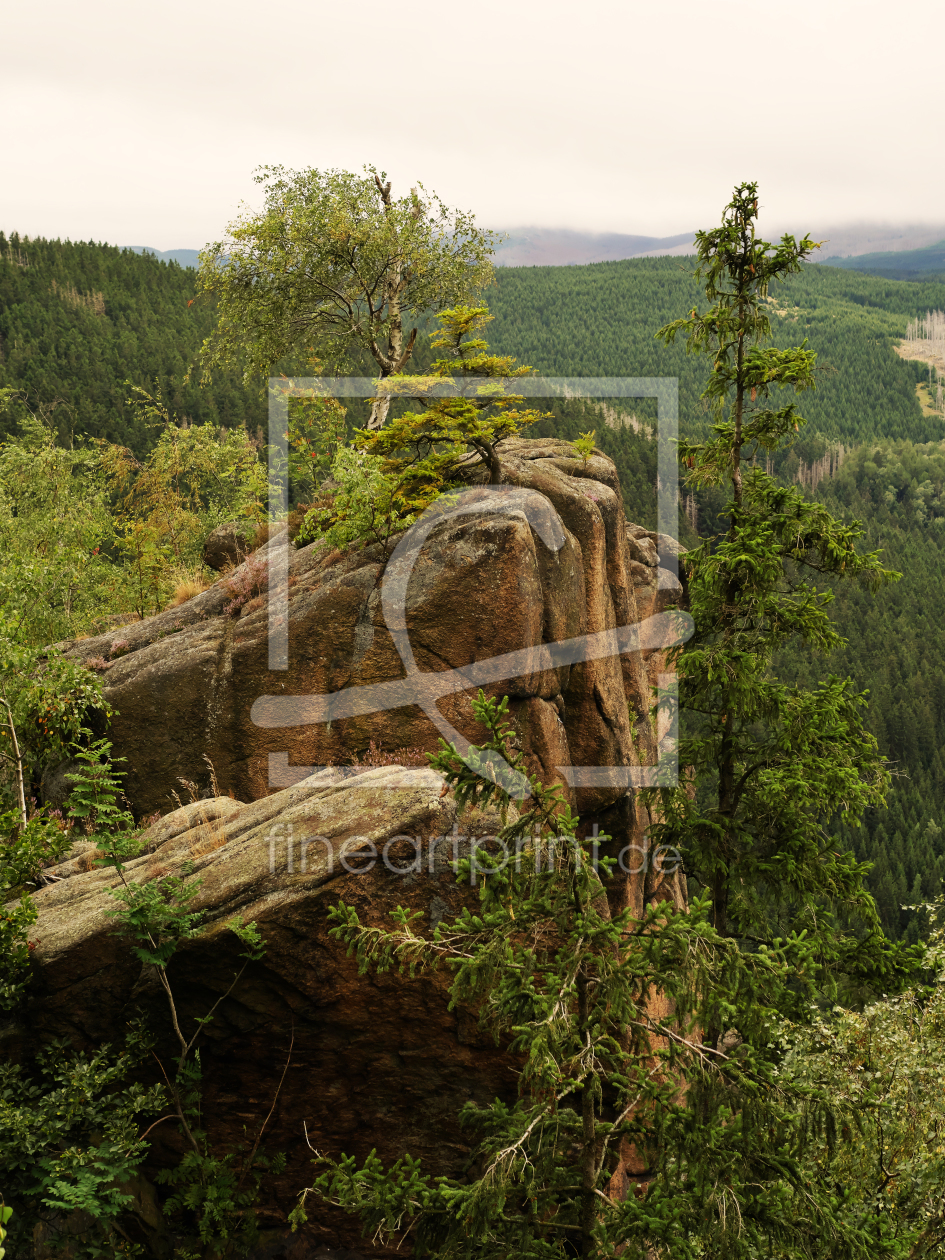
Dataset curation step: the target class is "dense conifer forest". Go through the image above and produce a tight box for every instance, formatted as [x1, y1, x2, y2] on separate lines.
[0, 234, 264, 451]
[791, 445, 945, 940]
[485, 258, 945, 940]
[488, 254, 945, 441]
[3, 235, 945, 938]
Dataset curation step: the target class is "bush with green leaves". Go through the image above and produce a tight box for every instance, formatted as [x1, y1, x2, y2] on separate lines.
[0, 811, 71, 889]
[0, 1031, 164, 1259]
[0, 736, 135, 1016]
[0, 650, 108, 1059]
[0, 632, 112, 822]
[0, 394, 115, 648]
[0, 638, 112, 972]
[297, 444, 416, 555]
[65, 736, 138, 857]
[0, 892, 36, 1012]
[99, 385, 267, 619]
[0, 383, 267, 638]
[0, 742, 157, 1256]
[283, 385, 349, 500]
[0, 1202, 10, 1257]
[778, 897, 945, 1257]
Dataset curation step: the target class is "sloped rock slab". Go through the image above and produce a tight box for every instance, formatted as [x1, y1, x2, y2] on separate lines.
[19, 766, 518, 1256]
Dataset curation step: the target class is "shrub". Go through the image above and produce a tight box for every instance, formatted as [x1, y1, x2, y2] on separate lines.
[222, 553, 269, 617]
[296, 446, 413, 553]
[0, 1035, 163, 1258]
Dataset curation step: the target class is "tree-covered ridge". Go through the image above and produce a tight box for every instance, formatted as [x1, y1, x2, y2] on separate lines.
[0, 234, 264, 452]
[825, 239, 945, 281]
[781, 440, 945, 940]
[488, 255, 945, 444]
[4, 235, 943, 460]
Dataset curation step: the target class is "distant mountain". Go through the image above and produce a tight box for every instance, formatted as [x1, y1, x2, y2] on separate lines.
[120, 226, 945, 277]
[121, 233, 698, 272]
[493, 229, 695, 267]
[491, 224, 945, 269]
[120, 221, 945, 274]
[125, 246, 202, 268]
[806, 223, 945, 259]
[821, 239, 945, 281]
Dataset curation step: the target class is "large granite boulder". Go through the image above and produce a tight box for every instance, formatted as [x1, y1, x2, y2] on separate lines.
[59, 439, 684, 833]
[202, 521, 252, 572]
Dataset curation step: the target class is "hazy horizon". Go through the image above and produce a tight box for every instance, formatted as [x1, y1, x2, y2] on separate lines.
[8, 221, 938, 273]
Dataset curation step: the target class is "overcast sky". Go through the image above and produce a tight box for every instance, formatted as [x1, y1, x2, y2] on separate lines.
[3, 0, 943, 250]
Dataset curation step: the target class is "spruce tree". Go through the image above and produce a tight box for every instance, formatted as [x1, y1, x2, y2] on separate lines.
[651, 181, 916, 1006]
[290, 184, 922, 1259]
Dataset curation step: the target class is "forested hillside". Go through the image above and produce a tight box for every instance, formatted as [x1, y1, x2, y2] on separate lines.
[4, 236, 945, 938]
[3, 238, 939, 456]
[487, 256, 945, 939]
[787, 443, 945, 940]
[488, 255, 945, 443]
[0, 234, 264, 451]
[826, 239, 945, 281]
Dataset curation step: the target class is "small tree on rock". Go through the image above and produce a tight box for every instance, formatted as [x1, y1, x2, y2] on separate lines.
[297, 306, 546, 549]
[361, 304, 545, 489]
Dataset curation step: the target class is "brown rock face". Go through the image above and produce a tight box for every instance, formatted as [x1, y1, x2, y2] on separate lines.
[23, 769, 496, 1256]
[61, 439, 682, 827]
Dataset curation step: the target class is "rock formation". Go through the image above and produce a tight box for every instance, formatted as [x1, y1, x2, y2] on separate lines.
[19, 437, 688, 1255]
[60, 438, 684, 825]
[202, 521, 253, 572]
[21, 767, 488, 1256]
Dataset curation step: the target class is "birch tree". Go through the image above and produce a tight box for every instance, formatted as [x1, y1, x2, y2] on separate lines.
[196, 166, 497, 428]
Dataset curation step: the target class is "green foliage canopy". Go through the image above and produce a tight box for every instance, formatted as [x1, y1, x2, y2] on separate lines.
[196, 166, 497, 393]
